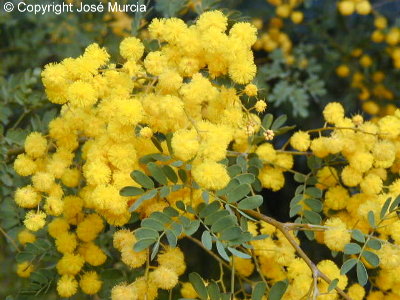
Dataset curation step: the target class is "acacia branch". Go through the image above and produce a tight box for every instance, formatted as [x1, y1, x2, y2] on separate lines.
[244, 210, 351, 300]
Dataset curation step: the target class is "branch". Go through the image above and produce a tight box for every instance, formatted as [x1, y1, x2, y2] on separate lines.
[244, 210, 351, 300]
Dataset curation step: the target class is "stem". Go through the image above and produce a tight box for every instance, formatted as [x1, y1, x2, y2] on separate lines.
[244, 210, 352, 300]
[0, 225, 21, 253]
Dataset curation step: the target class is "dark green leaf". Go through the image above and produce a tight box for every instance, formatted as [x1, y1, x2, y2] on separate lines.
[327, 279, 338, 292]
[129, 189, 158, 211]
[389, 196, 400, 212]
[220, 227, 242, 241]
[201, 231, 213, 250]
[159, 186, 170, 198]
[147, 162, 168, 185]
[141, 218, 164, 232]
[166, 229, 177, 247]
[304, 198, 322, 212]
[189, 273, 208, 300]
[178, 169, 188, 183]
[207, 281, 220, 300]
[228, 165, 242, 177]
[252, 282, 267, 300]
[227, 247, 251, 259]
[268, 280, 288, 300]
[211, 216, 237, 233]
[130, 170, 154, 189]
[227, 184, 251, 203]
[303, 210, 321, 224]
[352, 229, 365, 243]
[367, 211, 375, 228]
[199, 201, 221, 218]
[184, 220, 200, 236]
[236, 173, 256, 185]
[271, 115, 287, 130]
[205, 210, 230, 225]
[356, 261, 368, 286]
[162, 165, 178, 183]
[366, 239, 381, 250]
[380, 197, 392, 219]
[289, 205, 302, 218]
[305, 187, 322, 198]
[120, 186, 144, 197]
[344, 243, 362, 255]
[216, 241, 230, 261]
[151, 211, 171, 224]
[164, 207, 179, 217]
[262, 114, 273, 129]
[238, 195, 263, 210]
[151, 240, 160, 260]
[340, 258, 357, 275]
[136, 228, 159, 240]
[362, 250, 379, 267]
[134, 238, 156, 252]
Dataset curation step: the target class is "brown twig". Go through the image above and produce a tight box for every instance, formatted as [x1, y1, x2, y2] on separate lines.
[244, 210, 352, 300]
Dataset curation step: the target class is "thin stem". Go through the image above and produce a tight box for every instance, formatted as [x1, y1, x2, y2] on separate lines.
[0, 226, 21, 253]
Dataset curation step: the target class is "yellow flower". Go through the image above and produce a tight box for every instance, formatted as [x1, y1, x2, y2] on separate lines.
[192, 161, 230, 190]
[120, 37, 144, 61]
[57, 275, 78, 298]
[17, 261, 34, 278]
[323, 218, 351, 251]
[80, 271, 102, 295]
[24, 132, 47, 158]
[24, 210, 46, 232]
[290, 131, 310, 151]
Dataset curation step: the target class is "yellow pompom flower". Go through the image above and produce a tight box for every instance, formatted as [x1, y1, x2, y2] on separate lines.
[150, 266, 179, 290]
[111, 283, 137, 300]
[48, 218, 70, 238]
[255, 100, 267, 113]
[192, 161, 230, 190]
[259, 166, 285, 191]
[229, 61, 257, 84]
[348, 151, 374, 173]
[17, 261, 34, 278]
[120, 37, 144, 61]
[113, 98, 144, 126]
[79, 242, 107, 266]
[15, 185, 41, 208]
[244, 84, 258, 96]
[24, 132, 47, 158]
[233, 256, 255, 277]
[56, 253, 85, 275]
[13, 154, 37, 176]
[355, 1, 372, 15]
[347, 283, 366, 300]
[290, 131, 310, 151]
[57, 275, 78, 298]
[31, 172, 55, 192]
[172, 129, 199, 161]
[338, 1, 355, 16]
[83, 160, 111, 186]
[229, 22, 257, 47]
[44, 196, 64, 216]
[341, 166, 362, 187]
[55, 232, 77, 254]
[80, 271, 102, 295]
[360, 173, 383, 195]
[336, 65, 350, 77]
[291, 11, 304, 24]
[324, 185, 349, 210]
[323, 218, 351, 251]
[24, 210, 46, 232]
[113, 229, 136, 251]
[196, 10, 228, 33]
[323, 102, 345, 124]
[139, 127, 153, 138]
[76, 213, 104, 242]
[316, 166, 338, 189]
[157, 247, 186, 276]
[61, 168, 81, 188]
[18, 229, 36, 246]
[256, 143, 276, 162]
[121, 247, 147, 269]
[67, 80, 97, 107]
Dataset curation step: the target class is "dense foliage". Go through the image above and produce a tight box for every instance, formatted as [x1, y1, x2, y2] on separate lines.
[2, 1, 400, 300]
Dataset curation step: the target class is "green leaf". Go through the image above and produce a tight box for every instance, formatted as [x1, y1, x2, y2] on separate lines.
[228, 165, 242, 177]
[184, 220, 200, 236]
[220, 227, 242, 241]
[262, 114, 274, 129]
[164, 207, 179, 217]
[227, 184, 251, 203]
[367, 211, 375, 228]
[151, 240, 160, 260]
[211, 215, 237, 233]
[389, 196, 400, 212]
[303, 210, 321, 224]
[201, 231, 212, 250]
[151, 211, 171, 224]
[294, 173, 306, 183]
[136, 228, 159, 240]
[227, 247, 251, 259]
[16, 252, 35, 263]
[216, 241, 230, 261]
[305, 187, 322, 198]
[141, 218, 164, 232]
[205, 210, 230, 225]
[216, 179, 240, 196]
[129, 189, 158, 211]
[362, 250, 380, 267]
[155, 0, 187, 17]
[304, 198, 322, 212]
[178, 169, 188, 183]
[130, 170, 154, 189]
[340, 258, 357, 275]
[151, 136, 164, 153]
[268, 280, 288, 300]
[120, 186, 144, 197]
[252, 282, 267, 300]
[238, 195, 263, 210]
[147, 162, 168, 185]
[344, 243, 362, 255]
[356, 261, 368, 286]
[366, 239, 381, 250]
[307, 156, 322, 169]
[207, 281, 221, 300]
[380, 197, 392, 219]
[327, 279, 338, 292]
[189, 273, 208, 300]
[163, 165, 178, 183]
[289, 205, 302, 218]
[199, 201, 221, 218]
[166, 229, 177, 247]
[236, 155, 247, 172]
[236, 173, 256, 184]
[271, 115, 287, 130]
[352, 229, 365, 243]
[159, 186, 170, 198]
[134, 238, 156, 252]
